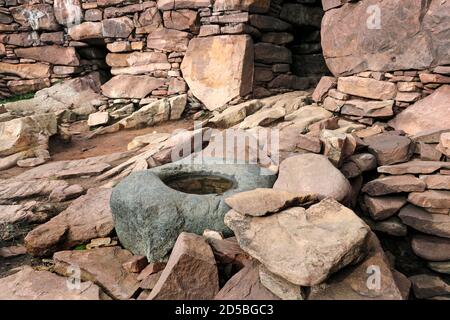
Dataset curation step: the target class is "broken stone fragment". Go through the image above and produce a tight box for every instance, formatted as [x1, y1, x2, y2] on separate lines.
[147, 232, 219, 300]
[53, 246, 141, 300]
[225, 198, 370, 286]
[0, 266, 105, 300]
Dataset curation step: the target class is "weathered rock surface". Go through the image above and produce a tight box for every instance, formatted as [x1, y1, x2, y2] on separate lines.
[110, 163, 275, 262]
[225, 198, 370, 286]
[0, 114, 57, 157]
[25, 188, 114, 257]
[411, 234, 450, 262]
[408, 190, 450, 209]
[389, 85, 450, 136]
[148, 232, 219, 300]
[101, 75, 165, 99]
[338, 76, 397, 100]
[364, 195, 407, 221]
[181, 35, 254, 110]
[225, 188, 316, 217]
[399, 205, 450, 238]
[409, 274, 450, 299]
[273, 154, 352, 203]
[322, 1, 450, 76]
[364, 133, 413, 166]
[378, 161, 450, 175]
[308, 233, 408, 300]
[0, 266, 105, 300]
[215, 261, 279, 300]
[53, 247, 140, 300]
[420, 175, 450, 190]
[362, 175, 426, 196]
[259, 265, 304, 300]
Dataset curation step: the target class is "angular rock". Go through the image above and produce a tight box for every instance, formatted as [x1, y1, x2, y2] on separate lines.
[349, 153, 377, 172]
[225, 198, 370, 286]
[259, 265, 304, 300]
[157, 0, 211, 10]
[364, 195, 407, 221]
[321, 1, 449, 76]
[399, 204, 450, 238]
[274, 154, 352, 203]
[53, 247, 140, 300]
[213, 0, 269, 13]
[312, 76, 337, 102]
[147, 27, 190, 52]
[54, 0, 82, 26]
[68, 22, 103, 40]
[254, 42, 291, 64]
[0, 113, 57, 157]
[225, 188, 316, 217]
[24, 188, 114, 257]
[411, 234, 450, 262]
[148, 232, 219, 300]
[15, 46, 80, 66]
[363, 217, 408, 237]
[181, 35, 254, 110]
[308, 232, 408, 300]
[338, 76, 397, 100]
[10, 4, 59, 31]
[362, 175, 426, 196]
[389, 85, 450, 136]
[364, 132, 413, 166]
[122, 256, 148, 273]
[280, 3, 323, 28]
[408, 190, 450, 209]
[101, 75, 165, 99]
[340, 99, 394, 118]
[87, 112, 109, 127]
[102, 17, 134, 38]
[215, 261, 279, 300]
[0, 266, 104, 300]
[420, 175, 450, 190]
[437, 132, 450, 157]
[409, 274, 450, 299]
[0, 62, 50, 79]
[378, 161, 450, 175]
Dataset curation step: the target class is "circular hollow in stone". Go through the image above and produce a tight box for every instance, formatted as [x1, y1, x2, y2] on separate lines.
[110, 162, 276, 262]
[162, 173, 235, 195]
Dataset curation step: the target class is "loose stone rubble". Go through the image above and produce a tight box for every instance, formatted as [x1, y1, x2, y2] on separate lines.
[0, 0, 449, 302]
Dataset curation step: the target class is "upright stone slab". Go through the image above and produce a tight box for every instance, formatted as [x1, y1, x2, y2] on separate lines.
[181, 35, 254, 110]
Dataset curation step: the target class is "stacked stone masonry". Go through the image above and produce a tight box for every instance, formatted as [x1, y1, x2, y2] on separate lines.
[0, 0, 329, 109]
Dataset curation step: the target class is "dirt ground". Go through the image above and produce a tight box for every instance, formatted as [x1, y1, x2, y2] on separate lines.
[0, 119, 193, 180]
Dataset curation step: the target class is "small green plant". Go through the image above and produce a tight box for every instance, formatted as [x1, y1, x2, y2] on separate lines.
[73, 244, 87, 251]
[0, 92, 35, 105]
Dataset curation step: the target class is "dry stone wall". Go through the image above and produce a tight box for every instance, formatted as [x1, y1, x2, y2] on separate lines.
[0, 0, 329, 110]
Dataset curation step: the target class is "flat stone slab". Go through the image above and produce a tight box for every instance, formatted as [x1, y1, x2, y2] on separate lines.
[25, 188, 114, 257]
[408, 190, 450, 209]
[363, 195, 407, 221]
[399, 204, 450, 238]
[378, 161, 450, 175]
[419, 175, 450, 190]
[53, 246, 140, 300]
[411, 234, 450, 261]
[0, 266, 104, 300]
[225, 198, 370, 286]
[362, 175, 426, 196]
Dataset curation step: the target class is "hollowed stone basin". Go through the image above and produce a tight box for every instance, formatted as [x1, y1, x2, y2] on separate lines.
[110, 162, 276, 262]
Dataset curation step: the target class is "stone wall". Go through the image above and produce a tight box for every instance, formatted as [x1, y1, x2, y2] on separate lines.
[0, 0, 330, 110]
